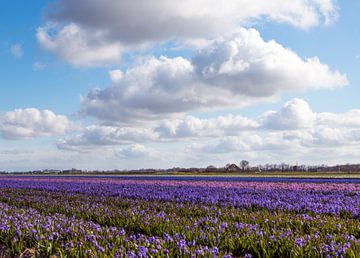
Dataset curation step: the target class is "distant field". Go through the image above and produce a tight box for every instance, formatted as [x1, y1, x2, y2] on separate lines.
[13, 171, 360, 179]
[164, 171, 360, 178]
[58, 172, 360, 179]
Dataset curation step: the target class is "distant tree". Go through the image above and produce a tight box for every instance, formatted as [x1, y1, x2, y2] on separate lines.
[205, 165, 218, 172]
[240, 160, 249, 171]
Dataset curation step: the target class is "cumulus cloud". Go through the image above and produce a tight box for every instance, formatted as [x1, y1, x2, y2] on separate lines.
[50, 0, 337, 39]
[316, 110, 360, 128]
[0, 108, 76, 140]
[156, 115, 259, 138]
[37, 24, 122, 67]
[261, 98, 316, 130]
[81, 56, 204, 123]
[115, 144, 158, 159]
[57, 115, 260, 152]
[38, 0, 338, 67]
[284, 127, 360, 147]
[64, 98, 360, 149]
[57, 97, 360, 167]
[193, 29, 347, 97]
[187, 130, 360, 166]
[57, 114, 259, 151]
[10, 44, 23, 59]
[57, 125, 158, 151]
[259, 100, 360, 146]
[261, 99, 360, 131]
[307, 127, 349, 146]
[190, 125, 360, 156]
[260, 99, 360, 148]
[80, 29, 347, 124]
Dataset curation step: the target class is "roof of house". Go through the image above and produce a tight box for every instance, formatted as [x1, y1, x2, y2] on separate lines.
[226, 164, 240, 171]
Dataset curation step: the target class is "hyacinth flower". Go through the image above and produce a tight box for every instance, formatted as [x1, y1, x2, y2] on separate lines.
[0, 176, 359, 257]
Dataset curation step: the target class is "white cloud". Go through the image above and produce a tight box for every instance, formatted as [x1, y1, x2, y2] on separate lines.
[81, 56, 201, 123]
[308, 127, 348, 146]
[81, 29, 347, 124]
[32, 61, 46, 71]
[261, 98, 316, 130]
[50, 0, 337, 39]
[308, 0, 339, 25]
[188, 124, 360, 160]
[115, 144, 158, 159]
[0, 108, 76, 140]
[61, 99, 360, 154]
[38, 0, 338, 67]
[57, 114, 259, 151]
[156, 115, 259, 138]
[37, 24, 123, 67]
[52, 96, 360, 169]
[193, 29, 347, 97]
[261, 99, 360, 131]
[57, 125, 158, 151]
[186, 131, 360, 166]
[284, 127, 360, 147]
[10, 44, 23, 59]
[44, 97, 360, 166]
[109, 69, 123, 83]
[317, 109, 360, 128]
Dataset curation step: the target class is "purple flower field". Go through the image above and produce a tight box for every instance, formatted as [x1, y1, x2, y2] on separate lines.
[0, 176, 359, 257]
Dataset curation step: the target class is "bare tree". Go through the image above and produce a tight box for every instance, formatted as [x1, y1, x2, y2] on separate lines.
[240, 160, 249, 171]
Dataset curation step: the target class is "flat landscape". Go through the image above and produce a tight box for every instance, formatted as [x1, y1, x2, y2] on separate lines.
[1, 1, 360, 257]
[0, 175, 359, 257]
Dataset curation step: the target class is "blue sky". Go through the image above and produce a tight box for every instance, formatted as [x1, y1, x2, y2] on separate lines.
[0, 0, 359, 171]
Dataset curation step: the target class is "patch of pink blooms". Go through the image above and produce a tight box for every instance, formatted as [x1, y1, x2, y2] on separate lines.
[1, 176, 359, 192]
[127, 180, 360, 192]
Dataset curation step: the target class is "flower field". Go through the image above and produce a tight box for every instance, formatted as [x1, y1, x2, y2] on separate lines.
[0, 176, 359, 257]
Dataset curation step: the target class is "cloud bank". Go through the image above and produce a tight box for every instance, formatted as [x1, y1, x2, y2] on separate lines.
[0, 108, 76, 140]
[38, 0, 338, 67]
[80, 29, 347, 124]
[59, 99, 360, 156]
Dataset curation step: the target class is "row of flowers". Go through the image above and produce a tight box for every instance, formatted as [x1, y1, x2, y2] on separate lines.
[0, 176, 359, 257]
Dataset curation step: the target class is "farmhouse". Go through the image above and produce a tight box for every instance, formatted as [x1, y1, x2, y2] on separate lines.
[225, 164, 241, 172]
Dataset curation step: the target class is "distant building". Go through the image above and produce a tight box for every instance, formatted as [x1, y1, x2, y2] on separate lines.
[225, 164, 241, 172]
